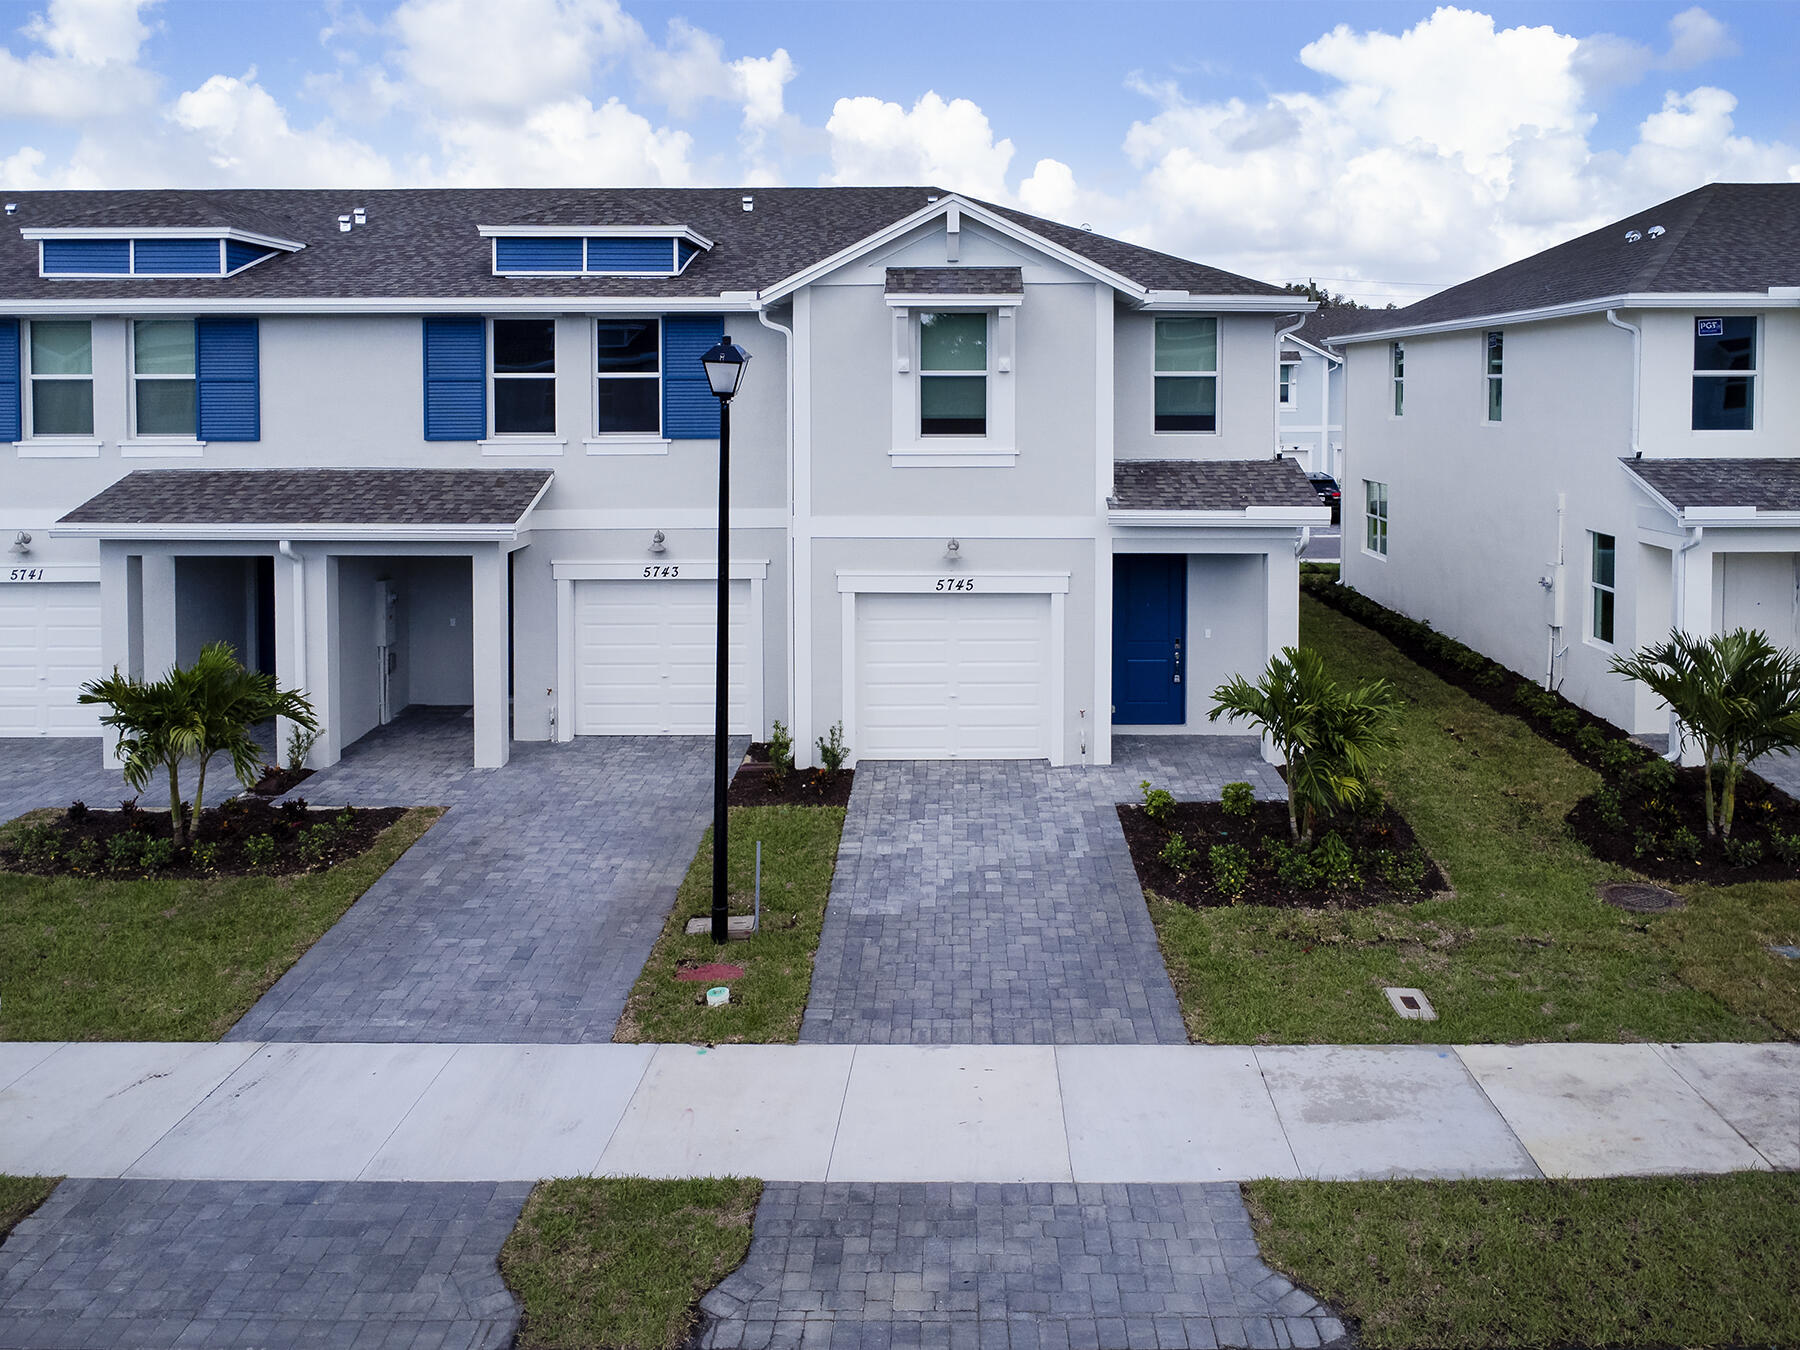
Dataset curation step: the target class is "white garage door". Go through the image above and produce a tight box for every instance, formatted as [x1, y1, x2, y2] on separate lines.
[573, 579, 753, 734]
[0, 582, 103, 737]
[856, 592, 1052, 760]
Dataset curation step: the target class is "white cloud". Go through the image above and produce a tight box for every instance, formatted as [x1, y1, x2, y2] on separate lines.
[388, 0, 641, 116]
[170, 72, 393, 186]
[433, 95, 695, 187]
[0, 0, 157, 119]
[1665, 7, 1738, 68]
[824, 91, 1014, 197]
[1575, 5, 1738, 93]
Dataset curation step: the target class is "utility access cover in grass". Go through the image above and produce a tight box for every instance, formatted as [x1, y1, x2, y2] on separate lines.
[1598, 881, 1685, 913]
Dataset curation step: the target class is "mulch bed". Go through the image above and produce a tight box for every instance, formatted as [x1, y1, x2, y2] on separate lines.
[728, 744, 853, 807]
[1567, 764, 1800, 884]
[2, 797, 406, 879]
[247, 764, 314, 796]
[1118, 798, 1448, 910]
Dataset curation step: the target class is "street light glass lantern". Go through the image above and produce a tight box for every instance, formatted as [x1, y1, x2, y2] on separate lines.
[701, 336, 751, 399]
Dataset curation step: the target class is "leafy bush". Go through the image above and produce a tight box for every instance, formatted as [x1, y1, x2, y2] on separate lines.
[190, 841, 220, 874]
[140, 837, 176, 872]
[1575, 724, 1607, 757]
[1723, 837, 1764, 868]
[1600, 739, 1642, 781]
[1265, 840, 1319, 890]
[16, 824, 65, 867]
[1634, 756, 1677, 798]
[1768, 827, 1800, 866]
[1667, 827, 1702, 862]
[65, 800, 89, 821]
[279, 796, 308, 819]
[66, 839, 100, 874]
[767, 721, 794, 782]
[1474, 664, 1506, 689]
[1592, 785, 1627, 832]
[1159, 832, 1200, 874]
[106, 831, 147, 873]
[1548, 707, 1580, 735]
[285, 722, 320, 773]
[242, 834, 278, 870]
[1140, 780, 1176, 825]
[816, 722, 849, 772]
[1632, 828, 1662, 859]
[1220, 781, 1256, 818]
[1374, 846, 1428, 889]
[1313, 831, 1361, 888]
[1209, 843, 1251, 899]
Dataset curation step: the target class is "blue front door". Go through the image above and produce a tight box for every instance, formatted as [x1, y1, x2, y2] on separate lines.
[1113, 554, 1186, 725]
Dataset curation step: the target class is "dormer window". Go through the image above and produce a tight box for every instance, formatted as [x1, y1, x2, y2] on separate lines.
[25, 228, 298, 278]
[483, 226, 712, 277]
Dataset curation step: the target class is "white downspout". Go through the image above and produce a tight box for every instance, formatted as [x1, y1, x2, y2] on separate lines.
[1605, 309, 1641, 458]
[277, 538, 308, 763]
[756, 305, 796, 743]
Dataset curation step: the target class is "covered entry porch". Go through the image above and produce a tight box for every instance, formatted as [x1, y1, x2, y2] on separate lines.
[56, 468, 553, 770]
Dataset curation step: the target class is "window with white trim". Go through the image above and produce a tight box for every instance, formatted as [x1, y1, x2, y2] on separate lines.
[1590, 531, 1615, 644]
[1692, 316, 1755, 431]
[1153, 316, 1217, 432]
[1279, 361, 1295, 405]
[26, 319, 93, 437]
[918, 311, 987, 435]
[132, 319, 197, 437]
[1484, 330, 1503, 423]
[1390, 341, 1405, 417]
[1364, 479, 1389, 557]
[491, 318, 556, 436]
[594, 318, 660, 436]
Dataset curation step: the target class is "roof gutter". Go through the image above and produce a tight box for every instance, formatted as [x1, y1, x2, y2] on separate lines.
[1605, 309, 1641, 458]
[1108, 507, 1331, 528]
[53, 522, 529, 542]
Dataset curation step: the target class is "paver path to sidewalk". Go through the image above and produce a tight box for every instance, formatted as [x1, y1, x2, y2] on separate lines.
[230, 710, 739, 1043]
[0, 739, 131, 824]
[803, 738, 1283, 1045]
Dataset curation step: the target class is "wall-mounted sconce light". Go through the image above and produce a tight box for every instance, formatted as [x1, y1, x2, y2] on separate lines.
[649, 530, 667, 554]
[944, 539, 961, 561]
[9, 531, 30, 555]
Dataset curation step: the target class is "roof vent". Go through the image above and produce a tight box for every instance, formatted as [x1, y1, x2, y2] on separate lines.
[352, 206, 367, 226]
[337, 214, 352, 233]
[1081, 222, 1092, 231]
[741, 195, 754, 212]
[2, 203, 16, 216]
[927, 194, 938, 203]
[1647, 224, 1666, 240]
[1624, 229, 1642, 243]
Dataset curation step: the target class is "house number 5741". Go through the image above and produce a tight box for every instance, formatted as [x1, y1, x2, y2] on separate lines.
[934, 577, 976, 591]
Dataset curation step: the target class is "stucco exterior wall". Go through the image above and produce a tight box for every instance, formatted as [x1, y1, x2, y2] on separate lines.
[1113, 312, 1280, 462]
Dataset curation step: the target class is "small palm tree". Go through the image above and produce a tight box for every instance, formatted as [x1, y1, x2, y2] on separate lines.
[80, 643, 317, 846]
[1611, 628, 1800, 839]
[1209, 646, 1401, 846]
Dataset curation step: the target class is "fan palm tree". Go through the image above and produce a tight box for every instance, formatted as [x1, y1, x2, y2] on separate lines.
[1611, 628, 1800, 839]
[80, 643, 317, 846]
[1208, 646, 1401, 846]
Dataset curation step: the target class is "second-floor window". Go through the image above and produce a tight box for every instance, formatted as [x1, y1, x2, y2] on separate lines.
[1279, 362, 1294, 406]
[1692, 316, 1755, 431]
[492, 318, 556, 436]
[1365, 479, 1389, 557]
[27, 319, 93, 437]
[919, 311, 987, 436]
[1390, 342, 1405, 417]
[1484, 331, 1503, 423]
[595, 318, 661, 436]
[1590, 532, 1615, 644]
[133, 319, 197, 437]
[1153, 316, 1217, 432]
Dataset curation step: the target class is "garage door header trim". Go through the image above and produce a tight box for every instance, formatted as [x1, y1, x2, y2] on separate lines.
[836, 570, 1069, 595]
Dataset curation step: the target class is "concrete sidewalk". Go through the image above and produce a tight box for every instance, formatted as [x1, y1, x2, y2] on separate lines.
[3, 1039, 1792, 1184]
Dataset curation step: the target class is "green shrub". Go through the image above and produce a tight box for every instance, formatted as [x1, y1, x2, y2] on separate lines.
[1723, 837, 1764, 868]
[767, 721, 794, 782]
[816, 722, 849, 772]
[1374, 846, 1428, 889]
[1667, 826, 1702, 862]
[1768, 826, 1800, 866]
[242, 833, 278, 870]
[1266, 840, 1319, 890]
[106, 831, 147, 873]
[15, 824, 65, 868]
[1575, 724, 1607, 757]
[1313, 831, 1361, 888]
[296, 823, 335, 868]
[1548, 707, 1580, 736]
[1634, 756, 1677, 798]
[1209, 843, 1251, 898]
[1632, 827, 1661, 859]
[190, 841, 220, 874]
[1592, 785, 1627, 832]
[1220, 781, 1255, 818]
[285, 722, 320, 773]
[1140, 780, 1176, 825]
[1474, 664, 1506, 689]
[1159, 832, 1200, 874]
[1600, 739, 1642, 780]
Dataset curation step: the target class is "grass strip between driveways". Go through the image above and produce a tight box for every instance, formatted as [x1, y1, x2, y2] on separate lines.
[0, 806, 442, 1041]
[1245, 1173, 1800, 1349]
[615, 804, 845, 1044]
[1144, 596, 1795, 1043]
[501, 1177, 761, 1350]
[0, 1177, 59, 1246]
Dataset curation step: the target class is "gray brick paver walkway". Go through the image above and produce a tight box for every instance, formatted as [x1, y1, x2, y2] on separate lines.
[698, 1183, 1348, 1350]
[228, 708, 744, 1043]
[0, 1179, 530, 1350]
[0, 739, 133, 824]
[802, 738, 1281, 1045]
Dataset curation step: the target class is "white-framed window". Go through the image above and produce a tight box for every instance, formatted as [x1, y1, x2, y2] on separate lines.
[594, 317, 660, 437]
[1590, 531, 1615, 644]
[1153, 316, 1217, 433]
[131, 319, 197, 438]
[1390, 342, 1405, 417]
[1279, 362, 1295, 406]
[1364, 479, 1389, 557]
[1692, 316, 1756, 431]
[1484, 330, 1503, 423]
[25, 319, 94, 437]
[918, 311, 988, 436]
[490, 318, 557, 436]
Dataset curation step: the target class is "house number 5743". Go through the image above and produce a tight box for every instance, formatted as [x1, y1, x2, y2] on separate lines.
[641, 565, 681, 578]
[934, 577, 976, 592]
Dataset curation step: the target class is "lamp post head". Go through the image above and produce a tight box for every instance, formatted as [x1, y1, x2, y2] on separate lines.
[701, 336, 751, 400]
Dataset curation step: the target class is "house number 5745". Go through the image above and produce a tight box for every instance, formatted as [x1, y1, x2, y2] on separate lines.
[934, 577, 976, 592]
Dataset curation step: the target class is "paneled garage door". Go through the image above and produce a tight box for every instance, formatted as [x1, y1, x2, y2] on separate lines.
[573, 578, 753, 734]
[855, 591, 1052, 760]
[0, 582, 102, 737]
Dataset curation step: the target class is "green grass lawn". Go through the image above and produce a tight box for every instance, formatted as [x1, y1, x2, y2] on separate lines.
[615, 804, 845, 1043]
[1246, 1173, 1800, 1349]
[0, 1176, 58, 1244]
[1145, 597, 1796, 1043]
[501, 1177, 761, 1350]
[0, 807, 441, 1041]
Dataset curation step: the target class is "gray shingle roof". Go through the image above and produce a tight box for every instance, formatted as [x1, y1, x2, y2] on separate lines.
[1290, 306, 1401, 347]
[59, 469, 553, 526]
[1624, 458, 1800, 513]
[1348, 183, 1800, 333]
[1111, 458, 1319, 512]
[3, 187, 1290, 303]
[885, 266, 1023, 294]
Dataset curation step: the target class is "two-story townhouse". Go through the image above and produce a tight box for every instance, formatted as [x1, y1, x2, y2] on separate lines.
[1, 187, 1324, 772]
[1336, 183, 1800, 748]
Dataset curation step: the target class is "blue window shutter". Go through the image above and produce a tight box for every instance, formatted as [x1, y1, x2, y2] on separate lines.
[494, 237, 583, 273]
[135, 239, 223, 275]
[41, 239, 129, 274]
[0, 319, 19, 442]
[662, 315, 724, 440]
[196, 318, 260, 441]
[423, 318, 486, 441]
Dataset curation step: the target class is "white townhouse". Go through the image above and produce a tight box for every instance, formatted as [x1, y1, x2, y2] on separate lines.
[1337, 183, 1800, 739]
[1, 187, 1325, 770]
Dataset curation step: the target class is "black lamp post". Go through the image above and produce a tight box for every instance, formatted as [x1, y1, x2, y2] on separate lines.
[701, 335, 751, 944]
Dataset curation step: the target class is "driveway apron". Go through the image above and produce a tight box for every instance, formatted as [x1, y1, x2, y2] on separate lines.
[229, 710, 732, 1043]
[802, 737, 1281, 1045]
[0, 738, 131, 824]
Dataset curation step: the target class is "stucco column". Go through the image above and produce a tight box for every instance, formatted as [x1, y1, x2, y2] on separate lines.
[140, 552, 178, 681]
[95, 544, 135, 769]
[1264, 544, 1303, 765]
[470, 545, 511, 769]
[272, 543, 319, 769]
[1669, 539, 1715, 765]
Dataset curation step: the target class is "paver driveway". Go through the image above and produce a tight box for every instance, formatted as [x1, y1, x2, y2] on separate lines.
[0, 738, 131, 824]
[230, 708, 735, 1043]
[803, 737, 1281, 1045]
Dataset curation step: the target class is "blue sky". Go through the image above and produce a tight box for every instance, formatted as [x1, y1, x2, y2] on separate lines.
[2, 0, 1796, 302]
